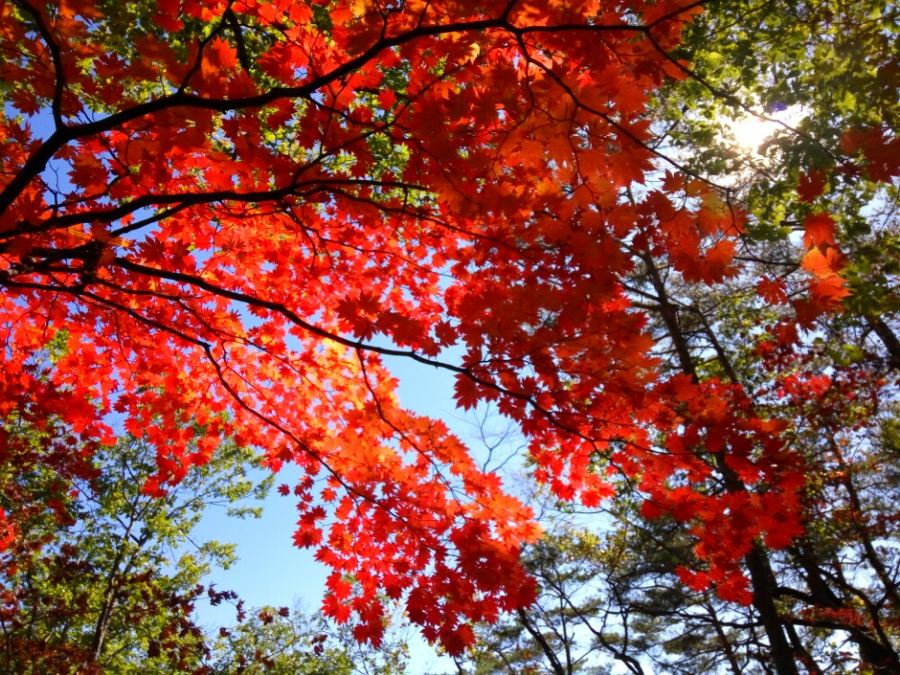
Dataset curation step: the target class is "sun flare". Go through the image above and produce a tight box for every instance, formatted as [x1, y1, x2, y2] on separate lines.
[726, 105, 806, 154]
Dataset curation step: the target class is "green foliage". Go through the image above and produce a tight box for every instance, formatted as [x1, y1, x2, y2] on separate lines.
[209, 606, 355, 675]
[207, 604, 409, 675]
[0, 427, 272, 674]
[659, 0, 899, 322]
[463, 504, 766, 675]
[0, 414, 410, 674]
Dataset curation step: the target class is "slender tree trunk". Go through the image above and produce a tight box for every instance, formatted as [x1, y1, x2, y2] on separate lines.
[518, 608, 566, 675]
[866, 314, 900, 370]
[90, 515, 150, 661]
[641, 253, 697, 380]
[642, 254, 800, 675]
[829, 437, 900, 608]
[784, 620, 821, 674]
[706, 600, 743, 675]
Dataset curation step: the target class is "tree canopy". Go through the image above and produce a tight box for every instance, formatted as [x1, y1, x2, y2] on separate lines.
[0, 426, 268, 673]
[463, 1, 899, 672]
[0, 0, 896, 668]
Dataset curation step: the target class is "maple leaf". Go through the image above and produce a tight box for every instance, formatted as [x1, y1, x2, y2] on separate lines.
[676, 566, 711, 592]
[797, 169, 827, 202]
[716, 573, 753, 606]
[154, 0, 184, 31]
[68, 153, 109, 194]
[440, 623, 475, 657]
[802, 212, 836, 249]
[453, 375, 482, 411]
[809, 275, 851, 307]
[757, 277, 788, 304]
[841, 126, 900, 181]
[801, 246, 845, 278]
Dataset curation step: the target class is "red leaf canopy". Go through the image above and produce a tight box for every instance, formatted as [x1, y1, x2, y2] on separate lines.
[0, 0, 807, 653]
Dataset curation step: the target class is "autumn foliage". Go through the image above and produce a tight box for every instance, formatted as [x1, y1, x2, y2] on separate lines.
[0, 0, 897, 659]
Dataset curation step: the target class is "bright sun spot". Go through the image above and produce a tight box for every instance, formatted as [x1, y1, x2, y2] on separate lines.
[726, 104, 806, 154]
